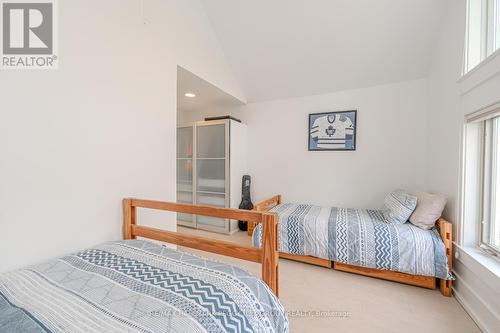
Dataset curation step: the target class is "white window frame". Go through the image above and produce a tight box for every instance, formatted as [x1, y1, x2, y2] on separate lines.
[466, 106, 500, 257]
[464, 0, 500, 74]
[480, 116, 500, 254]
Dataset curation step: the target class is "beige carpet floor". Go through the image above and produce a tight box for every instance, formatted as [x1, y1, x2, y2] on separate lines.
[178, 227, 480, 333]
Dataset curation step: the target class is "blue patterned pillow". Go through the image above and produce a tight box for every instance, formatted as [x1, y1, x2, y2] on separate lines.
[382, 190, 417, 224]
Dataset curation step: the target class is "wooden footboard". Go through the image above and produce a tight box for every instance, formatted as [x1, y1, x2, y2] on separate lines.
[250, 194, 454, 297]
[123, 198, 280, 296]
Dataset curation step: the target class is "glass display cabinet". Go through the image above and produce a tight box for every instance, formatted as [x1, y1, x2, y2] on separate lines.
[176, 119, 247, 234]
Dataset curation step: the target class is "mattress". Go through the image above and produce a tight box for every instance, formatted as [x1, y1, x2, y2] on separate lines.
[0, 240, 288, 333]
[253, 203, 452, 279]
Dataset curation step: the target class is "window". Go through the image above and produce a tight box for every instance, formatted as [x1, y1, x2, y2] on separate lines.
[465, 108, 500, 256]
[482, 115, 500, 253]
[464, 0, 500, 73]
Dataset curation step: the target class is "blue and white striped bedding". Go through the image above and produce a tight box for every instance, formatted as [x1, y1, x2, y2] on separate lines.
[0, 240, 288, 333]
[253, 203, 452, 279]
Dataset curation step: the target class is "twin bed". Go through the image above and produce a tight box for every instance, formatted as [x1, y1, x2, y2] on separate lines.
[0, 199, 287, 333]
[250, 195, 453, 297]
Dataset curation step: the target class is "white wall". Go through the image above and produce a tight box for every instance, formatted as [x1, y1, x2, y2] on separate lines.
[426, 0, 466, 224]
[0, 0, 243, 272]
[427, 0, 500, 331]
[233, 79, 429, 209]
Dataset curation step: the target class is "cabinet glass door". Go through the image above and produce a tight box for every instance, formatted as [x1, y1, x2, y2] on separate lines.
[177, 190, 194, 226]
[197, 123, 225, 158]
[196, 192, 228, 231]
[177, 126, 193, 158]
[177, 126, 194, 227]
[195, 122, 228, 232]
[177, 159, 193, 191]
[196, 159, 225, 193]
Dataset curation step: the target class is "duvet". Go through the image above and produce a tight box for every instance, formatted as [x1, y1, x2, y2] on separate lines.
[0, 240, 288, 333]
[253, 203, 451, 279]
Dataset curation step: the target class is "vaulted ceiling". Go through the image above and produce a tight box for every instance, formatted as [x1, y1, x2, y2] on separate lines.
[201, 0, 447, 102]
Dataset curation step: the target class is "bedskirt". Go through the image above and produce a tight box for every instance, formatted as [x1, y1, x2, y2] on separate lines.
[253, 203, 452, 280]
[0, 240, 288, 333]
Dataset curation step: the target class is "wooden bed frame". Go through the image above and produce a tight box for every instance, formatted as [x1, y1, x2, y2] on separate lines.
[252, 195, 453, 297]
[123, 198, 280, 296]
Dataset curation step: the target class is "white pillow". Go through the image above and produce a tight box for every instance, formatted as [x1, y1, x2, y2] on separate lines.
[382, 190, 417, 224]
[409, 192, 447, 230]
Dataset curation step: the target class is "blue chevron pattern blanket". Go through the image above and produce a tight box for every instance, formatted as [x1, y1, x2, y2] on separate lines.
[253, 203, 451, 279]
[0, 240, 288, 333]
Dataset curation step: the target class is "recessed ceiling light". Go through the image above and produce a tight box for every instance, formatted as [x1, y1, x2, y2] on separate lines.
[185, 92, 196, 98]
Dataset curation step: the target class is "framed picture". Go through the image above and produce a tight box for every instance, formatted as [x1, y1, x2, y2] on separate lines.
[308, 110, 357, 151]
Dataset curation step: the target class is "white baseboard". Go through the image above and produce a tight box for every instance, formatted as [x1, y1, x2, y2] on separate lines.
[453, 271, 499, 333]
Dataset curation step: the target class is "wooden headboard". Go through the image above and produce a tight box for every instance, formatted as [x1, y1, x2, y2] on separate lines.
[254, 194, 282, 212]
[436, 218, 453, 296]
[247, 195, 282, 236]
[122, 198, 280, 296]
